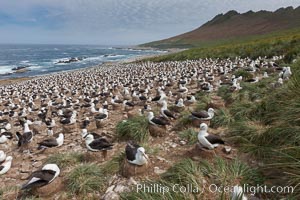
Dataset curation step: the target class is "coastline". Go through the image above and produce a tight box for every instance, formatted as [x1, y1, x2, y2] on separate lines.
[0, 49, 174, 86]
[0, 47, 184, 86]
[120, 48, 184, 63]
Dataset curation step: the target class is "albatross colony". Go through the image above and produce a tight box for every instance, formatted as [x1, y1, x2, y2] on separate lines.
[0, 55, 291, 197]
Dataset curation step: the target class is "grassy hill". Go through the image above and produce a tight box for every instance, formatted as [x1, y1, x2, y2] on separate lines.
[145, 28, 300, 62]
[141, 6, 300, 49]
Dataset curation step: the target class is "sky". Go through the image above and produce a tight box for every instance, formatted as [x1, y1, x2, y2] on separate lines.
[0, 0, 299, 45]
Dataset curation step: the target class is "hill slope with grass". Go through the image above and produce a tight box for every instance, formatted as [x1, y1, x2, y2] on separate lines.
[145, 28, 300, 62]
[142, 6, 300, 48]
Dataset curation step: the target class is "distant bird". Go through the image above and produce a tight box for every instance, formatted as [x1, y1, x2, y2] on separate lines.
[191, 108, 215, 120]
[0, 156, 13, 175]
[0, 150, 6, 163]
[282, 66, 292, 79]
[197, 123, 224, 149]
[143, 104, 152, 112]
[81, 129, 101, 139]
[123, 100, 135, 109]
[37, 133, 64, 150]
[47, 127, 54, 136]
[16, 123, 33, 147]
[0, 119, 9, 125]
[85, 134, 113, 152]
[94, 109, 108, 121]
[147, 112, 169, 126]
[245, 76, 259, 83]
[201, 82, 213, 92]
[263, 72, 269, 78]
[4, 123, 11, 130]
[82, 117, 90, 128]
[60, 115, 76, 125]
[151, 92, 167, 104]
[111, 96, 123, 104]
[125, 141, 149, 166]
[21, 164, 60, 190]
[178, 84, 188, 93]
[91, 103, 100, 113]
[160, 100, 176, 120]
[103, 101, 109, 109]
[175, 98, 185, 107]
[273, 77, 283, 88]
[0, 129, 13, 144]
[138, 94, 148, 101]
[45, 118, 56, 127]
[186, 95, 196, 103]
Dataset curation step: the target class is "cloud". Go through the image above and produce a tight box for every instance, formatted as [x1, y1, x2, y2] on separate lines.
[0, 0, 299, 44]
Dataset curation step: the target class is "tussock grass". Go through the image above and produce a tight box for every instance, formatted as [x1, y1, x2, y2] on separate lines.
[101, 152, 125, 175]
[161, 159, 203, 188]
[228, 120, 270, 156]
[179, 128, 198, 145]
[199, 157, 263, 186]
[234, 70, 253, 80]
[67, 163, 106, 195]
[142, 143, 160, 155]
[225, 60, 300, 198]
[0, 186, 19, 200]
[195, 95, 210, 111]
[146, 30, 300, 61]
[217, 86, 233, 104]
[173, 112, 193, 131]
[121, 158, 261, 200]
[116, 116, 149, 142]
[230, 101, 256, 120]
[121, 180, 189, 200]
[67, 153, 127, 196]
[195, 91, 207, 99]
[121, 159, 203, 200]
[211, 108, 234, 128]
[46, 152, 85, 169]
[22, 197, 43, 200]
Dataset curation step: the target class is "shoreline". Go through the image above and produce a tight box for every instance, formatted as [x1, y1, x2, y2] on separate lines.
[0, 48, 184, 86]
[0, 51, 162, 86]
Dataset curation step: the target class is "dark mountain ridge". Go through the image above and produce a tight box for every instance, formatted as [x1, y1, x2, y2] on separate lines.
[142, 6, 300, 48]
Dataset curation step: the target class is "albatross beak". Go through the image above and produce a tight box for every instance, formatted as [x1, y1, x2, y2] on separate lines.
[142, 152, 149, 161]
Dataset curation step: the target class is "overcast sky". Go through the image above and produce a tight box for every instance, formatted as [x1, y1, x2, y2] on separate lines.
[0, 0, 299, 45]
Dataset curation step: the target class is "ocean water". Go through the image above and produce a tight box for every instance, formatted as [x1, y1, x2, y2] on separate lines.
[0, 44, 163, 79]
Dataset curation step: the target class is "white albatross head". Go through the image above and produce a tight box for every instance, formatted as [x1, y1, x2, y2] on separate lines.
[147, 112, 154, 120]
[199, 123, 208, 131]
[81, 129, 88, 138]
[137, 147, 149, 161]
[42, 164, 60, 183]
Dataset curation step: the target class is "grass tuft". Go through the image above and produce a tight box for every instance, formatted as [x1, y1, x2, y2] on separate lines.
[116, 116, 149, 142]
[121, 159, 204, 200]
[199, 157, 263, 186]
[179, 128, 198, 145]
[161, 159, 203, 188]
[211, 108, 234, 128]
[0, 186, 19, 200]
[67, 163, 106, 195]
[46, 152, 85, 169]
[173, 112, 193, 131]
[234, 69, 253, 80]
[101, 152, 125, 175]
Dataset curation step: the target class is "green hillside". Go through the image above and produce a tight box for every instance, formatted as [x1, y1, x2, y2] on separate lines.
[142, 6, 300, 49]
[146, 28, 300, 63]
